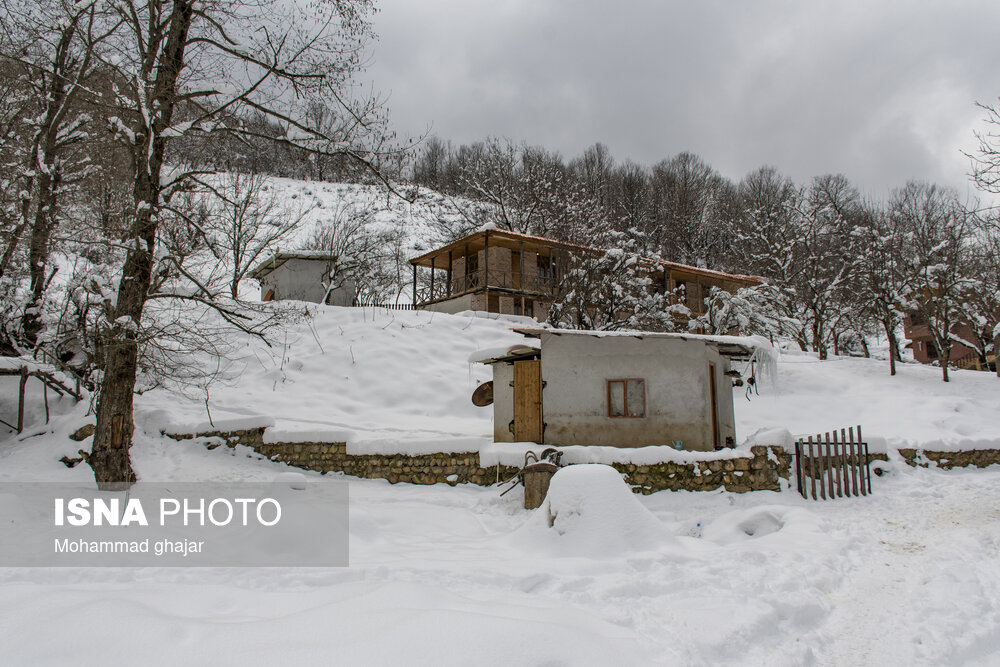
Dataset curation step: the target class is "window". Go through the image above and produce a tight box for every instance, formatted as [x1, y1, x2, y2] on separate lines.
[607, 379, 645, 418]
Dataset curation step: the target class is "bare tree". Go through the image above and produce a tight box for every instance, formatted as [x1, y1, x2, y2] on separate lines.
[694, 284, 800, 340]
[547, 230, 676, 331]
[953, 217, 1000, 372]
[209, 170, 311, 299]
[790, 174, 862, 359]
[299, 202, 392, 302]
[648, 152, 733, 268]
[0, 0, 119, 350]
[849, 202, 908, 374]
[82, 0, 398, 488]
[892, 182, 978, 382]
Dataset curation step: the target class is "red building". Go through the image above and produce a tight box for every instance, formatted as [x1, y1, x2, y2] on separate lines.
[903, 314, 992, 371]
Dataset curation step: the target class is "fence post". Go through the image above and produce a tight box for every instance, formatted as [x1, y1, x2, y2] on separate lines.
[17, 366, 28, 433]
[795, 441, 803, 498]
[808, 436, 818, 500]
[831, 430, 842, 498]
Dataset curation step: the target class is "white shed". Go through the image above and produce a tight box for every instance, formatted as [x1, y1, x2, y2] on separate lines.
[251, 252, 356, 306]
[472, 328, 763, 451]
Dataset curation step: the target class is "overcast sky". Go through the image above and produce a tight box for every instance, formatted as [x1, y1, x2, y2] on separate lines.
[361, 0, 1000, 199]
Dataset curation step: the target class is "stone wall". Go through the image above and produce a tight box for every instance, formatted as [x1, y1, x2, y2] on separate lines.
[167, 427, 1000, 492]
[612, 446, 793, 494]
[168, 428, 519, 486]
[167, 429, 792, 493]
[896, 448, 1000, 469]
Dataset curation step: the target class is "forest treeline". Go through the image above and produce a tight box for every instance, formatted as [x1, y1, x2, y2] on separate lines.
[407, 136, 1000, 380]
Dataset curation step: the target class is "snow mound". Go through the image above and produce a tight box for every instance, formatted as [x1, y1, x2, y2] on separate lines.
[517, 464, 675, 556]
[699, 506, 821, 548]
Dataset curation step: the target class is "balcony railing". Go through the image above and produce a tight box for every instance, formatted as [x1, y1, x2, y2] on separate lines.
[415, 269, 558, 304]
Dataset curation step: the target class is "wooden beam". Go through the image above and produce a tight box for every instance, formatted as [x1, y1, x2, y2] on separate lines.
[518, 241, 524, 290]
[17, 366, 27, 433]
[484, 230, 490, 288]
[446, 250, 453, 297]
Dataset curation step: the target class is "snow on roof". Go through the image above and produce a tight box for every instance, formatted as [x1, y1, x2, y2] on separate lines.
[468, 342, 541, 364]
[250, 251, 337, 279]
[510, 327, 769, 360]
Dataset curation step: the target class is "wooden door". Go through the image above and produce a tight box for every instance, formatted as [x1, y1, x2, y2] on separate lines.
[513, 359, 543, 442]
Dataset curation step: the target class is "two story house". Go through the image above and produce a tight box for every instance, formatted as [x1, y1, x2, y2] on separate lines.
[409, 228, 760, 323]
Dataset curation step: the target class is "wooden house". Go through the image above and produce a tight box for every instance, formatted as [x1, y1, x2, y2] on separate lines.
[409, 228, 760, 323]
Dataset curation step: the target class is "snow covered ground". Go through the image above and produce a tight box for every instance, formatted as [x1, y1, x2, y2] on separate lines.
[2, 458, 1000, 665]
[2, 305, 1000, 666]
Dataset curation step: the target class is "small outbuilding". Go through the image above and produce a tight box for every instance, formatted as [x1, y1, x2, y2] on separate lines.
[471, 328, 764, 451]
[251, 251, 356, 306]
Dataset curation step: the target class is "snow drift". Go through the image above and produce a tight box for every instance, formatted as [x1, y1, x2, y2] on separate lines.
[515, 464, 677, 556]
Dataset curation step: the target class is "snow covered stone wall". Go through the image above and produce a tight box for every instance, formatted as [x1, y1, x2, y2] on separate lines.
[167, 427, 519, 486]
[612, 446, 793, 494]
[166, 427, 796, 492]
[165, 426, 1000, 492]
[895, 448, 1000, 469]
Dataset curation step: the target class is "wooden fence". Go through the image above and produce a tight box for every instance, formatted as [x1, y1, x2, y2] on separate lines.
[0, 364, 82, 433]
[794, 425, 872, 500]
[351, 297, 415, 311]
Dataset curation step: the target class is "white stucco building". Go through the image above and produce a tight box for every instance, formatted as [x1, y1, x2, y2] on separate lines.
[473, 328, 762, 451]
[251, 252, 356, 306]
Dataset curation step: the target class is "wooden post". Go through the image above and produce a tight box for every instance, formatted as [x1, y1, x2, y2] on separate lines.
[446, 250, 453, 297]
[795, 441, 803, 498]
[411, 263, 417, 305]
[839, 427, 849, 496]
[483, 230, 490, 288]
[464, 243, 470, 290]
[17, 366, 28, 433]
[808, 437, 817, 500]
[848, 427, 859, 496]
[518, 241, 524, 290]
[859, 424, 871, 495]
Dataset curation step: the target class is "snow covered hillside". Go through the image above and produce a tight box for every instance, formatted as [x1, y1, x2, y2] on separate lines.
[228, 178, 468, 300]
[3, 304, 999, 477]
[2, 306, 1000, 666]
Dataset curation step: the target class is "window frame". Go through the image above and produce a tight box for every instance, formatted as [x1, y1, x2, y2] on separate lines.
[606, 378, 646, 418]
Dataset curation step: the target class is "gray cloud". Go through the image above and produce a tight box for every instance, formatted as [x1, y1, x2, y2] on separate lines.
[362, 0, 1000, 195]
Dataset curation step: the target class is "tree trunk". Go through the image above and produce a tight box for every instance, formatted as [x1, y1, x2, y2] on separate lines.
[89, 203, 156, 488]
[885, 323, 897, 376]
[995, 332, 1000, 378]
[89, 0, 195, 488]
[941, 345, 950, 382]
[21, 173, 57, 348]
